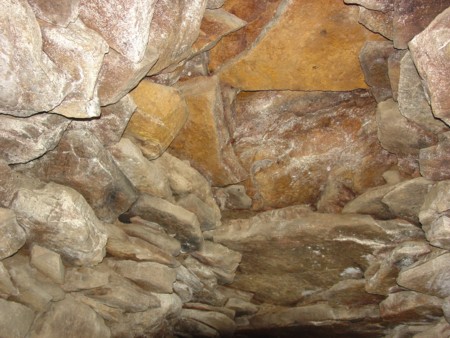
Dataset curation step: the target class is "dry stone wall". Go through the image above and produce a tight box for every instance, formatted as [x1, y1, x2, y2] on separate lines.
[0, 0, 450, 337]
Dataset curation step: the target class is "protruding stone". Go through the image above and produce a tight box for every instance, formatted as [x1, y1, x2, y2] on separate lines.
[207, 0, 225, 9]
[225, 298, 259, 316]
[11, 182, 107, 266]
[218, 0, 383, 91]
[376, 99, 437, 156]
[79, 0, 157, 63]
[107, 259, 176, 293]
[125, 79, 189, 159]
[425, 216, 450, 250]
[180, 309, 236, 337]
[344, 0, 393, 12]
[0, 208, 26, 260]
[379, 291, 443, 321]
[40, 19, 108, 118]
[397, 253, 450, 298]
[109, 138, 172, 199]
[170, 76, 248, 186]
[420, 132, 450, 181]
[387, 49, 406, 101]
[0, 0, 70, 116]
[24, 129, 137, 222]
[0, 113, 70, 165]
[213, 185, 252, 210]
[72, 293, 123, 323]
[28, 0, 80, 26]
[413, 318, 450, 338]
[28, 296, 110, 338]
[69, 95, 137, 146]
[358, 7, 393, 40]
[359, 41, 394, 102]
[0, 299, 35, 338]
[342, 184, 395, 219]
[30, 245, 64, 284]
[130, 194, 203, 252]
[409, 7, 450, 125]
[177, 194, 221, 231]
[62, 267, 109, 292]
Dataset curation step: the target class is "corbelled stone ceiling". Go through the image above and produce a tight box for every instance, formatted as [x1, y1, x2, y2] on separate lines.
[1, 0, 450, 337]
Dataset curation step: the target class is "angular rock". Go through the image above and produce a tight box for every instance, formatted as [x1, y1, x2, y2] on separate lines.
[69, 95, 136, 146]
[233, 90, 394, 210]
[119, 219, 181, 256]
[381, 177, 433, 224]
[0, 208, 26, 260]
[218, 0, 383, 91]
[97, 46, 158, 105]
[397, 52, 448, 134]
[207, 0, 224, 9]
[175, 316, 220, 337]
[180, 309, 236, 337]
[177, 194, 220, 231]
[0, 113, 70, 165]
[192, 8, 247, 54]
[41, 19, 108, 118]
[213, 185, 252, 210]
[146, 0, 207, 75]
[409, 7, 450, 125]
[358, 7, 393, 40]
[388, 49, 406, 101]
[82, 273, 160, 313]
[380, 291, 443, 321]
[125, 79, 188, 159]
[393, 0, 450, 49]
[377, 99, 437, 156]
[419, 180, 450, 226]
[420, 132, 450, 180]
[11, 182, 107, 266]
[397, 253, 450, 298]
[23, 129, 137, 222]
[344, 0, 393, 12]
[413, 318, 450, 338]
[28, 296, 110, 338]
[208, 0, 283, 72]
[425, 216, 450, 250]
[444, 297, 450, 324]
[28, 0, 80, 26]
[225, 297, 259, 316]
[0, 299, 35, 338]
[0, 262, 18, 297]
[30, 245, 64, 284]
[72, 293, 123, 323]
[106, 259, 176, 293]
[359, 41, 394, 102]
[106, 236, 178, 267]
[62, 267, 109, 292]
[130, 194, 203, 252]
[79, 0, 157, 63]
[109, 138, 172, 200]
[0, 0, 70, 116]
[173, 281, 194, 303]
[170, 76, 248, 186]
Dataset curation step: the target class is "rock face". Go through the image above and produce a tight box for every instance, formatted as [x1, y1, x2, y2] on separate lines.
[232, 90, 394, 210]
[0, 208, 26, 260]
[0, 298, 35, 338]
[218, 0, 383, 91]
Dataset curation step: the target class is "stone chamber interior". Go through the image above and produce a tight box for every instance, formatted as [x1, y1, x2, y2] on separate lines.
[1, 0, 450, 337]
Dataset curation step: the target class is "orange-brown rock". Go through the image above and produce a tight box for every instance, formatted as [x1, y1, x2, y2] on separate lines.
[125, 79, 189, 159]
[232, 90, 395, 210]
[217, 0, 383, 91]
[208, 0, 283, 72]
[170, 76, 248, 186]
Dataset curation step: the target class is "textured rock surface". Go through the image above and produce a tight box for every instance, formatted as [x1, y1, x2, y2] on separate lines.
[125, 79, 188, 159]
[28, 0, 80, 26]
[233, 90, 394, 210]
[218, 0, 382, 91]
[420, 132, 450, 181]
[0, 299, 35, 338]
[358, 7, 393, 40]
[0, 208, 26, 260]
[409, 7, 450, 125]
[40, 19, 108, 118]
[11, 182, 107, 265]
[0, 0, 70, 116]
[23, 129, 137, 222]
[0, 113, 70, 165]
[30, 245, 65, 284]
[170, 76, 248, 186]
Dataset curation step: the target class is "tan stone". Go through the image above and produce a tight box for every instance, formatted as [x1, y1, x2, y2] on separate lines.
[125, 79, 188, 159]
[208, 0, 284, 72]
[30, 245, 65, 284]
[218, 0, 383, 91]
[28, 0, 80, 27]
[170, 76, 248, 186]
[358, 7, 393, 40]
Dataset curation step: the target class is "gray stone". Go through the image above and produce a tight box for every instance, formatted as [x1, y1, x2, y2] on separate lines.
[0, 208, 26, 259]
[30, 245, 65, 284]
[420, 132, 450, 181]
[0, 113, 70, 165]
[206, 0, 225, 9]
[387, 49, 406, 102]
[11, 182, 107, 266]
[419, 180, 450, 226]
[173, 281, 193, 303]
[62, 267, 109, 292]
[106, 259, 176, 293]
[397, 253, 450, 298]
[0, 299, 35, 338]
[342, 184, 395, 219]
[0, 0, 70, 116]
[28, 0, 80, 26]
[28, 295, 110, 338]
[23, 129, 137, 222]
[177, 193, 220, 231]
[41, 19, 109, 118]
[130, 194, 203, 252]
[214, 185, 253, 210]
[425, 216, 450, 250]
[108, 138, 172, 200]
